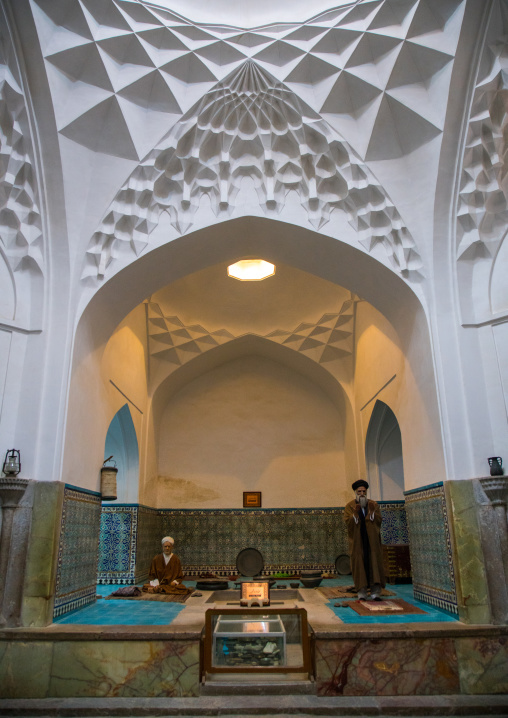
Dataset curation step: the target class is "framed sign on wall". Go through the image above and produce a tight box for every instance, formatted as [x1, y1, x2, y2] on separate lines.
[243, 491, 262, 507]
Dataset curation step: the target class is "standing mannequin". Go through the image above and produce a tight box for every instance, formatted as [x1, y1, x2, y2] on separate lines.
[344, 480, 385, 600]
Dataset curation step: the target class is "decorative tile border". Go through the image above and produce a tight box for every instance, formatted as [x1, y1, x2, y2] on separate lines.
[54, 486, 101, 617]
[404, 483, 458, 613]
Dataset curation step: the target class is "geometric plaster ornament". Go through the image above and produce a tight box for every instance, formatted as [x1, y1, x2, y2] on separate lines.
[29, 0, 465, 279]
[264, 297, 357, 364]
[147, 295, 357, 372]
[34, 0, 461, 167]
[0, 18, 43, 278]
[86, 59, 422, 279]
[456, 1, 508, 264]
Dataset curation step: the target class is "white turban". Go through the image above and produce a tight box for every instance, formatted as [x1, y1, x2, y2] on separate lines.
[161, 536, 174, 546]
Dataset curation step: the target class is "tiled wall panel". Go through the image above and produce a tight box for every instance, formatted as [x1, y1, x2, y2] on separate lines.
[134, 506, 163, 583]
[97, 506, 137, 584]
[405, 483, 458, 613]
[97, 502, 408, 581]
[162, 507, 348, 575]
[379, 501, 409, 545]
[53, 486, 101, 617]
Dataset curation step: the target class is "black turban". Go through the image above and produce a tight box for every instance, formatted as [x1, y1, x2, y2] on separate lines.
[352, 479, 369, 491]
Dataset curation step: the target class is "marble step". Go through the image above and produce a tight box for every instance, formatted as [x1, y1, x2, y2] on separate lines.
[201, 676, 316, 695]
[1, 695, 507, 715]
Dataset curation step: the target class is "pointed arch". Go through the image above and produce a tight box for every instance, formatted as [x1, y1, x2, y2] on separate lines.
[365, 400, 404, 501]
[104, 403, 139, 503]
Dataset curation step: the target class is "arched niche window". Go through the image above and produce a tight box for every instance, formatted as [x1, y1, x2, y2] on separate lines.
[365, 400, 404, 501]
[104, 404, 139, 503]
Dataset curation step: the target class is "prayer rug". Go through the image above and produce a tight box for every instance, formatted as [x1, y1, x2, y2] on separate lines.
[347, 598, 427, 616]
[104, 592, 192, 603]
[318, 586, 396, 599]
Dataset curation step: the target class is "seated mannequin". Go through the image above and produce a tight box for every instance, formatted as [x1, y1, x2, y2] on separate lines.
[142, 536, 192, 594]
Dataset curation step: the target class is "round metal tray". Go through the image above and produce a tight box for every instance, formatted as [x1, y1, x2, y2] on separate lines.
[236, 547, 264, 577]
[335, 553, 351, 575]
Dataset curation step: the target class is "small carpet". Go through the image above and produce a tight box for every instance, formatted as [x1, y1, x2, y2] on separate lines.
[347, 598, 427, 616]
[104, 592, 191, 603]
[318, 586, 395, 599]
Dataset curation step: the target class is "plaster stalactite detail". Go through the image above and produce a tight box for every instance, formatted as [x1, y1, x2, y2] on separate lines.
[28, 0, 464, 280]
[0, 20, 43, 280]
[147, 296, 356, 370]
[456, 2, 508, 263]
[86, 60, 422, 279]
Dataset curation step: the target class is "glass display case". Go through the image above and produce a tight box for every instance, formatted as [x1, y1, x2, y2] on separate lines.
[203, 608, 311, 675]
[213, 614, 286, 667]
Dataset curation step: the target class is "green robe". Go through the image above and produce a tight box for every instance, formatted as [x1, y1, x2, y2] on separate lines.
[344, 499, 385, 591]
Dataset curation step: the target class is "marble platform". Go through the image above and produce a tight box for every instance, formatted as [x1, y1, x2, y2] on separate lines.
[1, 585, 507, 700]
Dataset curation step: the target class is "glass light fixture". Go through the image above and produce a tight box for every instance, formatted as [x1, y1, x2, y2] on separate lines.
[2, 449, 21, 476]
[227, 259, 275, 281]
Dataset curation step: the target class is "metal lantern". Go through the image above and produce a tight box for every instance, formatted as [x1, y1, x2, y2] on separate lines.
[100, 455, 118, 500]
[488, 457, 503, 477]
[2, 449, 21, 476]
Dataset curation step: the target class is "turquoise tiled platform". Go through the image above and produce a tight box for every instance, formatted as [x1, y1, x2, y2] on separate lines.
[54, 584, 188, 625]
[327, 582, 458, 624]
[54, 579, 458, 626]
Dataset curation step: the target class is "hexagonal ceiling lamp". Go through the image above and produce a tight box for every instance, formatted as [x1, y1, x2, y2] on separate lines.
[227, 259, 275, 281]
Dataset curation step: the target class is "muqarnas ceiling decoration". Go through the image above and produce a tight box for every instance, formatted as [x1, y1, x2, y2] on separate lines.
[31, 0, 464, 280]
[147, 296, 357, 370]
[456, 0, 508, 263]
[0, 14, 43, 279]
[86, 59, 422, 279]
[36, 0, 460, 162]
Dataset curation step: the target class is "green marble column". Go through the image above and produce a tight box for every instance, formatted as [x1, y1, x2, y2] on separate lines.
[20, 482, 64, 627]
[446, 480, 492, 625]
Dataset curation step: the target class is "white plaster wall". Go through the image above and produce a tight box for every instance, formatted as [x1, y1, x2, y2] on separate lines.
[492, 321, 508, 428]
[62, 305, 147, 493]
[354, 302, 446, 491]
[0, 330, 12, 445]
[157, 354, 346, 508]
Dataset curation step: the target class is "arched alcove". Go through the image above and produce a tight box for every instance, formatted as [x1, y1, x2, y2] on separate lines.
[365, 400, 405, 501]
[103, 404, 139, 503]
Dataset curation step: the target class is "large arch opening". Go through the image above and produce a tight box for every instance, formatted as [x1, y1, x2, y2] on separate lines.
[63, 216, 445, 505]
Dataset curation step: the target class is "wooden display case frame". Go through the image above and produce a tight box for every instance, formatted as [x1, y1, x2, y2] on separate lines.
[203, 607, 312, 675]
